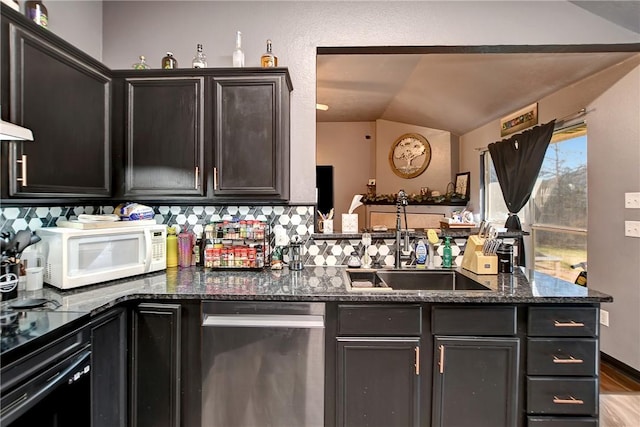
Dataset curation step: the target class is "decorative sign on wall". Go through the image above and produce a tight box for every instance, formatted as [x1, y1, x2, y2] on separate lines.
[500, 102, 538, 137]
[388, 133, 431, 179]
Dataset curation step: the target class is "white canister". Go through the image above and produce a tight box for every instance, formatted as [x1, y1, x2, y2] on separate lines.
[25, 266, 44, 291]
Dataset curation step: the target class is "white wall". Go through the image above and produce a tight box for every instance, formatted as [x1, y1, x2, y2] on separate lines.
[35, 0, 103, 60]
[316, 122, 375, 232]
[588, 65, 640, 370]
[99, 1, 639, 204]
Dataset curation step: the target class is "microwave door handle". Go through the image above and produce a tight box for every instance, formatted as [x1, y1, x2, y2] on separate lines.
[144, 230, 152, 271]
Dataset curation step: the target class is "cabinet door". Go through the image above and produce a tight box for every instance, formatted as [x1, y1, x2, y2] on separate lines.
[123, 77, 205, 198]
[91, 308, 127, 427]
[433, 336, 520, 427]
[131, 303, 181, 427]
[336, 338, 421, 427]
[212, 74, 290, 200]
[4, 23, 111, 199]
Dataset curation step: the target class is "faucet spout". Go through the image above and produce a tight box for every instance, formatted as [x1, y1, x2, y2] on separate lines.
[395, 189, 409, 269]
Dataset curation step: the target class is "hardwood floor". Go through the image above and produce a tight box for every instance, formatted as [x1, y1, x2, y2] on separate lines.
[600, 357, 640, 393]
[599, 356, 640, 427]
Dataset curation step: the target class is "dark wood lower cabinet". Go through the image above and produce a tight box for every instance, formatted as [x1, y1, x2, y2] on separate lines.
[131, 303, 182, 427]
[91, 307, 127, 427]
[432, 336, 520, 427]
[336, 338, 421, 427]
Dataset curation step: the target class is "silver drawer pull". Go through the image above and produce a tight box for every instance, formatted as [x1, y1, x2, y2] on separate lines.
[553, 396, 584, 405]
[554, 320, 585, 328]
[552, 355, 584, 364]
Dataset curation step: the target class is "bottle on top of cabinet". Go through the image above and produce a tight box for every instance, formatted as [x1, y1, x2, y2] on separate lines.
[260, 39, 278, 68]
[192, 44, 207, 68]
[162, 52, 178, 69]
[25, 1, 48, 28]
[233, 31, 245, 67]
[132, 55, 150, 70]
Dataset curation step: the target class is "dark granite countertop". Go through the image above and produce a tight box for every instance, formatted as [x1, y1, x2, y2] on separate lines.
[312, 229, 528, 240]
[0, 266, 612, 356]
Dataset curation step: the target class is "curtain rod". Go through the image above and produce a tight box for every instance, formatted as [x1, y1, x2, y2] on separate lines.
[474, 108, 589, 152]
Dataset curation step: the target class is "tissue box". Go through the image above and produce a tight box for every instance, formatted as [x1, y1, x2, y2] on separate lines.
[342, 214, 358, 233]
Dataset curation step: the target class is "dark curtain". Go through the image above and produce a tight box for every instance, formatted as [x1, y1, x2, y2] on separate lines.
[488, 119, 555, 265]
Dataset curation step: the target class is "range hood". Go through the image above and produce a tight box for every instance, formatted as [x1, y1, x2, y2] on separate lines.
[0, 118, 33, 141]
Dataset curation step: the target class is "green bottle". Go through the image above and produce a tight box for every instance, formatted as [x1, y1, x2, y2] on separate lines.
[442, 237, 452, 268]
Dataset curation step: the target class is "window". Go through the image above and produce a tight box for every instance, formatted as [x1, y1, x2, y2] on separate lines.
[483, 123, 587, 281]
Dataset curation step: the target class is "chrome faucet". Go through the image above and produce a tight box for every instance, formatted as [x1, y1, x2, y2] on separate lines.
[395, 189, 410, 268]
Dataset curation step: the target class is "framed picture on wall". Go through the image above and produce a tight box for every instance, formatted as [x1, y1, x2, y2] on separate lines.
[455, 172, 470, 199]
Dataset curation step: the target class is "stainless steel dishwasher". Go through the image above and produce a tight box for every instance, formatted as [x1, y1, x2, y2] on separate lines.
[201, 301, 325, 427]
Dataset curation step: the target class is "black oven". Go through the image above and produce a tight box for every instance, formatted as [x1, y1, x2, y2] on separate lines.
[1, 310, 91, 427]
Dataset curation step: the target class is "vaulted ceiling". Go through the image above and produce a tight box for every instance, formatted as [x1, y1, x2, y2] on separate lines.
[316, 2, 640, 136]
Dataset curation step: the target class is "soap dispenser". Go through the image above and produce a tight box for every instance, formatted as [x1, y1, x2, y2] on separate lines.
[442, 237, 453, 268]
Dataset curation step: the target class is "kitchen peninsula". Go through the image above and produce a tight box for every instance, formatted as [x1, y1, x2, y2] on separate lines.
[1, 266, 611, 427]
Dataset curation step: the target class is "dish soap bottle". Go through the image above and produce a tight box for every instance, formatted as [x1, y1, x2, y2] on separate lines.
[415, 239, 427, 268]
[442, 237, 452, 268]
[166, 226, 178, 268]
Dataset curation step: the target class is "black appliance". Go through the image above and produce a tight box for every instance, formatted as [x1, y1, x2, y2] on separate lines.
[0, 309, 91, 426]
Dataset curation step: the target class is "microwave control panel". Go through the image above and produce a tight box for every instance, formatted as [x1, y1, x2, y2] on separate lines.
[151, 230, 166, 261]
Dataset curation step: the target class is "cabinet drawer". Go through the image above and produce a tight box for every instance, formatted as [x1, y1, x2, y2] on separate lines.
[528, 307, 598, 337]
[337, 304, 421, 336]
[528, 416, 597, 426]
[527, 338, 597, 376]
[432, 306, 517, 336]
[527, 377, 597, 416]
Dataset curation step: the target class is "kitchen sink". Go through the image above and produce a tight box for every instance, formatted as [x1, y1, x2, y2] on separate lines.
[345, 269, 493, 292]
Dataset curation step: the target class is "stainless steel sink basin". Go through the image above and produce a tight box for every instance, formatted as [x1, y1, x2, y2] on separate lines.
[345, 269, 493, 292]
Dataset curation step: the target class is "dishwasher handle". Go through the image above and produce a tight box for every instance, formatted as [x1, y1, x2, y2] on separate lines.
[202, 314, 324, 329]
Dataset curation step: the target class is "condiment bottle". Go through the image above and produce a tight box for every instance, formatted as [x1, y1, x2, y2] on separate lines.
[166, 226, 178, 268]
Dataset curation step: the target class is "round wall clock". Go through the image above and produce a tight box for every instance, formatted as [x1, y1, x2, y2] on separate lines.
[388, 133, 432, 179]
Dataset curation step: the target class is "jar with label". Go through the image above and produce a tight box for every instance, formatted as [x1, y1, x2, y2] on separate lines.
[25, 1, 48, 28]
[162, 52, 178, 69]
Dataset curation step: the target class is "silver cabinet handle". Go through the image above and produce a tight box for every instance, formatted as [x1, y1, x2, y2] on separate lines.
[195, 167, 199, 189]
[202, 314, 324, 328]
[16, 154, 27, 186]
[213, 167, 218, 190]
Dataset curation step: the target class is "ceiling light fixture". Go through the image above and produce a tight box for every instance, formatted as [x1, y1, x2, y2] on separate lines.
[316, 103, 329, 111]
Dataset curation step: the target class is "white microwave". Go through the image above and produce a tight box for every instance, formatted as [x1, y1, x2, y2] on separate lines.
[36, 224, 167, 289]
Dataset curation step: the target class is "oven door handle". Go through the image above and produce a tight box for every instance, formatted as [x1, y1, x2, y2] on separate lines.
[0, 348, 91, 425]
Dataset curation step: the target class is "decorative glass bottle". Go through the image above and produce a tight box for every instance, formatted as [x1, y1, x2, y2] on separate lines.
[132, 55, 150, 70]
[25, 1, 48, 28]
[260, 39, 278, 68]
[232, 31, 245, 67]
[191, 44, 207, 68]
[162, 52, 178, 69]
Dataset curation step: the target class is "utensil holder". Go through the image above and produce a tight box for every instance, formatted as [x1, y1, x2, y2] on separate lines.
[0, 262, 20, 301]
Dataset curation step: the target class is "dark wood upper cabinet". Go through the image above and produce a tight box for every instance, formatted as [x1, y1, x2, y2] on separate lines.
[212, 73, 291, 200]
[1, 8, 111, 201]
[1, 4, 292, 204]
[120, 76, 205, 199]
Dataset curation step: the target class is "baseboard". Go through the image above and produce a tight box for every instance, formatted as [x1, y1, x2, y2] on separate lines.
[601, 352, 640, 382]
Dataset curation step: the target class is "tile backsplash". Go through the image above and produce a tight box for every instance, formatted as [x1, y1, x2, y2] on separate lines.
[0, 204, 470, 267]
